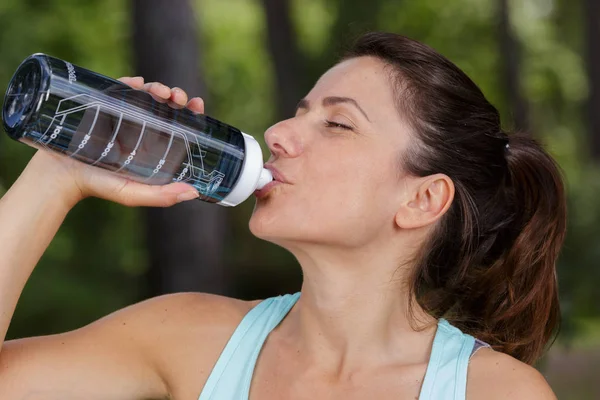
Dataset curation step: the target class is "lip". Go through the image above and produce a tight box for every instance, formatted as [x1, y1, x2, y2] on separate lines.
[254, 163, 291, 198]
[263, 163, 291, 184]
[254, 180, 282, 198]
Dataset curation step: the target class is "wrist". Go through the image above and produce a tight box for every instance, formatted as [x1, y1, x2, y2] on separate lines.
[20, 153, 85, 210]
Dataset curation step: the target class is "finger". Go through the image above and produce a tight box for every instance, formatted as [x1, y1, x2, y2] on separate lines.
[115, 180, 200, 207]
[118, 76, 145, 89]
[186, 97, 205, 114]
[167, 100, 184, 109]
[143, 82, 172, 102]
[170, 87, 189, 108]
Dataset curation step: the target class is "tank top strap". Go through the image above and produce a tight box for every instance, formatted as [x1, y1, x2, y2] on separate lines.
[198, 292, 300, 400]
[418, 319, 476, 400]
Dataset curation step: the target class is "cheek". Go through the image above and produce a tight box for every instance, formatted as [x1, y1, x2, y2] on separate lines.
[305, 148, 399, 228]
[322, 149, 395, 203]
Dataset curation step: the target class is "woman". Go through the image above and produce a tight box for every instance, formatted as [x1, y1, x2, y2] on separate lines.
[0, 32, 564, 399]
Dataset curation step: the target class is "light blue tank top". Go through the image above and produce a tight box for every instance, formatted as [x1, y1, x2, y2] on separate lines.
[198, 293, 485, 400]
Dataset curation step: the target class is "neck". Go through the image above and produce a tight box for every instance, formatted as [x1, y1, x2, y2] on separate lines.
[281, 241, 436, 373]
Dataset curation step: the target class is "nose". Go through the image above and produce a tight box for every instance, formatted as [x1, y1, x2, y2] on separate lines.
[264, 119, 303, 159]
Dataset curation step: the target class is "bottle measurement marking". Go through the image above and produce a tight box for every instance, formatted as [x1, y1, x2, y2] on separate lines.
[69, 105, 100, 157]
[144, 132, 175, 182]
[91, 114, 123, 166]
[35, 92, 228, 189]
[38, 105, 75, 145]
[42, 113, 69, 145]
[65, 62, 77, 84]
[114, 121, 146, 172]
[175, 166, 189, 182]
[53, 93, 243, 158]
[47, 95, 196, 176]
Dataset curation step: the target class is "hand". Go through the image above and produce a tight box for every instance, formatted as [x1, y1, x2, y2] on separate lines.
[26, 77, 205, 208]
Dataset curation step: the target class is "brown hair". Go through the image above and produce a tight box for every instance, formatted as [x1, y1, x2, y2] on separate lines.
[345, 32, 566, 365]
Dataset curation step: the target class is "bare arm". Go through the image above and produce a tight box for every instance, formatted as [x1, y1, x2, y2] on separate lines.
[0, 78, 225, 400]
[0, 153, 76, 347]
[0, 290, 252, 400]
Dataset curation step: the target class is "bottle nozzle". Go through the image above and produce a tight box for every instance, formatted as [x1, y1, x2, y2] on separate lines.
[256, 167, 273, 190]
[218, 133, 273, 207]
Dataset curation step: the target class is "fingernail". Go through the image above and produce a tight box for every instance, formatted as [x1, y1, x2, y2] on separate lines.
[177, 191, 199, 202]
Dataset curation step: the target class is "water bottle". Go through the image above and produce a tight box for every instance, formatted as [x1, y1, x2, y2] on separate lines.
[1, 53, 273, 206]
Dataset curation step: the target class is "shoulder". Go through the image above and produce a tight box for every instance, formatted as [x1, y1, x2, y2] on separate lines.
[466, 348, 556, 400]
[90, 292, 262, 398]
[87, 292, 262, 365]
[117, 291, 259, 325]
[93, 292, 260, 335]
[103, 293, 260, 398]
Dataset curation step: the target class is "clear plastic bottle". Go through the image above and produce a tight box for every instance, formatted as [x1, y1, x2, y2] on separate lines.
[1, 53, 272, 206]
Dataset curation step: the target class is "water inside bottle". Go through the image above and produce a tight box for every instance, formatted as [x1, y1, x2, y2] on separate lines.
[20, 85, 246, 202]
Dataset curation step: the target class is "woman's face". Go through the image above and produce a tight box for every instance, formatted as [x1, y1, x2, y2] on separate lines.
[250, 56, 413, 248]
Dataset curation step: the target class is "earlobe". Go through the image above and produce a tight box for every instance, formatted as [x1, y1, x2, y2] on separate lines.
[395, 175, 454, 230]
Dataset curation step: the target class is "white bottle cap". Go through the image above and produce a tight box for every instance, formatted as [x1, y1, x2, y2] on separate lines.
[218, 132, 273, 207]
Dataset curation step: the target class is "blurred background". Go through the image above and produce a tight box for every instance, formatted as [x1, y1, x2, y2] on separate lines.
[0, 0, 598, 398]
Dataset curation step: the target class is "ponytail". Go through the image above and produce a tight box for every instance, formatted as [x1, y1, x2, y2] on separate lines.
[411, 132, 566, 365]
[470, 132, 565, 363]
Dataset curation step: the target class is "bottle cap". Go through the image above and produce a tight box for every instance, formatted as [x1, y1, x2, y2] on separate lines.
[219, 132, 273, 207]
[2, 54, 50, 140]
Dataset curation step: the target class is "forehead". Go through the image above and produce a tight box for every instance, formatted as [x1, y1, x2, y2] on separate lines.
[308, 56, 403, 127]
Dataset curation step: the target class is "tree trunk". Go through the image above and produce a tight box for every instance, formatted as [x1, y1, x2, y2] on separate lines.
[498, 0, 529, 132]
[261, 0, 387, 119]
[585, 0, 600, 160]
[261, 0, 304, 121]
[131, 0, 231, 295]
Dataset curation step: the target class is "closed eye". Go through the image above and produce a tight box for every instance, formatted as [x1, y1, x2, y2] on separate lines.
[325, 120, 353, 130]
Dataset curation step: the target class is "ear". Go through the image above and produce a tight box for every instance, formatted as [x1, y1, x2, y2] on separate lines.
[395, 174, 454, 229]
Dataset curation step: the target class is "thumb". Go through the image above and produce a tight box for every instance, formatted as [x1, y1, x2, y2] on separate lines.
[112, 181, 200, 207]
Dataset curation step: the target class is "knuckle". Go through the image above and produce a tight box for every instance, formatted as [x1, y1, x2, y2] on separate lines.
[114, 180, 134, 205]
[167, 100, 184, 109]
[161, 197, 178, 208]
[175, 88, 187, 97]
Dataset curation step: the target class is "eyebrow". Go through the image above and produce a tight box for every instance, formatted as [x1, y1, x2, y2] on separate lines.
[296, 96, 371, 122]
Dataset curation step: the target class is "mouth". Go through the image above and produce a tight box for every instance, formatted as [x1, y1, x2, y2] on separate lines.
[254, 180, 281, 198]
[263, 163, 290, 184]
[254, 163, 290, 199]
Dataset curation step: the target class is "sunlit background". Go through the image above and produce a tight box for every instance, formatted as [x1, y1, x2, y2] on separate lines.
[0, 0, 598, 398]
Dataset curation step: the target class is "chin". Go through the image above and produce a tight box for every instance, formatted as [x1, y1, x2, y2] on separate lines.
[249, 200, 308, 245]
[249, 201, 284, 240]
[249, 195, 348, 246]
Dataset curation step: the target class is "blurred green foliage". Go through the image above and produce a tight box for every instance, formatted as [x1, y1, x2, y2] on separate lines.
[0, 0, 599, 396]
